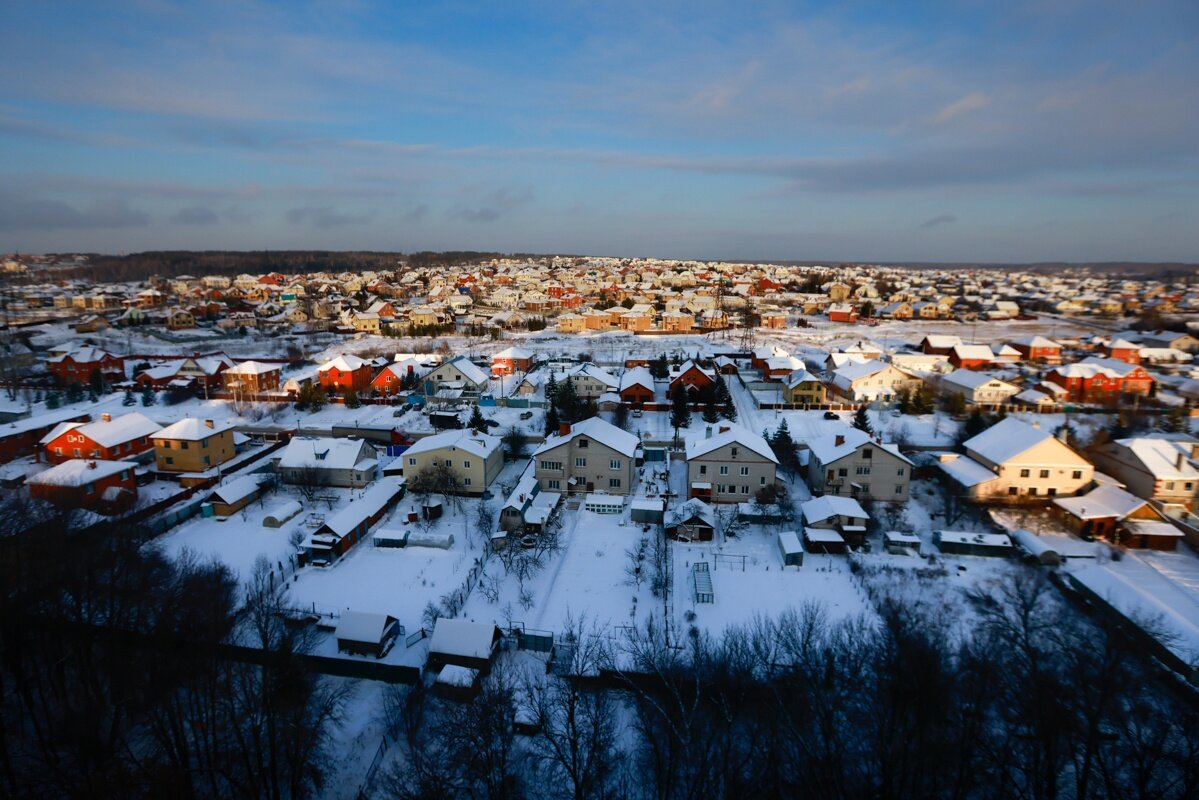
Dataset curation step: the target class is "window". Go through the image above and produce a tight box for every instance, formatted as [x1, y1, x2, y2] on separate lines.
[548, 479, 560, 489]
[1039, 470, 1049, 479]
[463, 477, 472, 486]
[1072, 470, 1083, 480]
[181, 442, 189, 450]
[897, 467, 905, 476]
[55, 447, 62, 455]
[84, 482, 95, 495]
[742, 485, 750, 495]
[73, 448, 81, 457]
[608, 478, 621, 488]
[700, 465, 707, 475]
[1165, 481, 1175, 491]
[1028, 487, 1038, 496]
[731, 447, 738, 456]
[856, 466, 871, 475]
[540, 460, 562, 471]
[760, 476, 767, 485]
[578, 439, 589, 448]
[1047, 487, 1056, 496]
[408, 457, 417, 466]
[575, 457, 587, 468]
[895, 484, 904, 494]
[1008, 486, 1019, 495]
[1018, 469, 1029, 478]
[740, 466, 749, 476]
[165, 457, 173, 465]
[610, 459, 621, 470]
[863, 448, 872, 459]
[719, 465, 729, 475]
[463, 460, 471, 470]
[203, 455, 210, 466]
[202, 439, 209, 448]
[838, 468, 848, 477]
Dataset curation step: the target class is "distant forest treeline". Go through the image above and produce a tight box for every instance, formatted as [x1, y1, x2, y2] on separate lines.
[39, 250, 545, 284]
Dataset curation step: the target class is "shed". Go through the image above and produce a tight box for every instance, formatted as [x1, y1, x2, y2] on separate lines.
[934, 530, 1014, 557]
[405, 531, 455, 550]
[665, 498, 716, 541]
[630, 497, 665, 525]
[803, 527, 847, 555]
[584, 493, 624, 514]
[422, 498, 444, 520]
[777, 530, 804, 567]
[263, 500, 303, 528]
[1010, 529, 1062, 566]
[334, 610, 400, 659]
[372, 528, 408, 548]
[435, 664, 482, 700]
[427, 618, 502, 671]
[207, 475, 265, 516]
[883, 530, 922, 555]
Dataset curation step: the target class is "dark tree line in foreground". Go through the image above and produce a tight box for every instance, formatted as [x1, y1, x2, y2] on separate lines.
[0, 499, 349, 799]
[2, 495, 1197, 800]
[384, 579, 1199, 800]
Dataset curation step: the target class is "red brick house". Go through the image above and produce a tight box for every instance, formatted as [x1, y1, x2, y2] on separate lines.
[920, 335, 962, 356]
[318, 355, 373, 394]
[1008, 336, 1063, 364]
[669, 360, 716, 396]
[491, 346, 535, 376]
[47, 346, 124, 386]
[41, 411, 161, 464]
[949, 344, 996, 370]
[1102, 339, 1142, 364]
[1043, 357, 1154, 402]
[619, 367, 655, 406]
[827, 303, 859, 323]
[0, 410, 91, 465]
[29, 459, 138, 514]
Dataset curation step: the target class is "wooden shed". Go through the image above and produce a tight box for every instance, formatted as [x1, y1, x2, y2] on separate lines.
[334, 610, 400, 659]
[777, 530, 804, 567]
[427, 618, 502, 672]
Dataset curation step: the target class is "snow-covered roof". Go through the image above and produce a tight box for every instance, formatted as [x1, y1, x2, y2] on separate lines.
[942, 371, 1016, 392]
[533, 417, 639, 458]
[443, 356, 489, 385]
[569, 362, 619, 388]
[320, 354, 369, 372]
[784, 368, 821, 387]
[922, 334, 962, 348]
[403, 429, 502, 460]
[428, 618, 498, 660]
[807, 426, 910, 466]
[801, 495, 868, 524]
[962, 417, 1055, 465]
[666, 497, 716, 527]
[225, 360, 281, 376]
[493, 345, 533, 360]
[685, 423, 777, 463]
[155, 417, 237, 441]
[43, 412, 162, 448]
[28, 459, 133, 487]
[619, 366, 655, 392]
[317, 477, 404, 537]
[935, 530, 1013, 548]
[952, 344, 996, 361]
[1009, 335, 1061, 349]
[1112, 437, 1199, 479]
[335, 610, 396, 644]
[208, 475, 265, 505]
[279, 437, 375, 471]
[1053, 483, 1146, 519]
[935, 454, 997, 487]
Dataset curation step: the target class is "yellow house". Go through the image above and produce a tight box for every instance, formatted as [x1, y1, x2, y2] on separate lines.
[153, 418, 238, 473]
[556, 313, 585, 333]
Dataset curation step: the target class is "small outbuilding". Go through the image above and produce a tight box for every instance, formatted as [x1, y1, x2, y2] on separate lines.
[1010, 529, 1062, 566]
[427, 618, 502, 672]
[334, 610, 401, 658]
[883, 530, 922, 555]
[207, 475, 266, 516]
[665, 498, 716, 541]
[803, 527, 847, 555]
[630, 497, 666, 525]
[263, 500, 303, 528]
[583, 493, 624, 514]
[934, 530, 1014, 557]
[777, 530, 804, 567]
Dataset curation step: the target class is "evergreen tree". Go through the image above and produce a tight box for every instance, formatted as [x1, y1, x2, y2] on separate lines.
[544, 403, 561, 436]
[468, 405, 487, 430]
[702, 402, 720, 424]
[556, 378, 581, 423]
[122, 390, 136, 406]
[959, 409, 989, 443]
[724, 400, 738, 423]
[1109, 411, 1132, 440]
[46, 392, 61, 410]
[945, 391, 967, 416]
[1158, 407, 1186, 434]
[852, 405, 873, 435]
[669, 383, 690, 443]
[343, 388, 361, 409]
[544, 373, 559, 406]
[895, 388, 911, 415]
[65, 383, 84, 404]
[141, 385, 156, 406]
[649, 355, 669, 380]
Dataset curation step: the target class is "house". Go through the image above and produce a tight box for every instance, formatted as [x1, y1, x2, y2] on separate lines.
[556, 313, 585, 333]
[1008, 336, 1063, 364]
[372, 358, 430, 396]
[949, 344, 996, 370]
[498, 461, 561, 533]
[335, 611, 400, 659]
[806, 426, 912, 502]
[278, 437, 379, 488]
[1042, 357, 1154, 402]
[684, 424, 778, 504]
[827, 303, 859, 323]
[28, 459, 137, 514]
[533, 417, 638, 495]
[664, 498, 716, 541]
[566, 363, 620, 400]
[0, 409, 91, 464]
[41, 411, 161, 464]
[1088, 437, 1198, 511]
[318, 355, 374, 394]
[425, 356, 490, 397]
[920, 335, 962, 356]
[829, 361, 922, 403]
[782, 369, 827, 405]
[223, 361, 282, 395]
[301, 476, 405, 563]
[427, 618, 502, 672]
[1053, 482, 1183, 550]
[47, 346, 124, 386]
[1102, 339, 1142, 364]
[153, 418, 238, 473]
[660, 310, 694, 332]
[935, 417, 1094, 501]
[618, 367, 655, 406]
[401, 429, 504, 495]
[941, 371, 1021, 407]
[206, 474, 267, 516]
[1141, 331, 1199, 353]
[668, 360, 716, 396]
[166, 308, 195, 330]
[491, 346, 535, 376]
[800, 495, 870, 548]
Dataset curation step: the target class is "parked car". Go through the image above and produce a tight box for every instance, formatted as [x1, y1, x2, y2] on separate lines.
[632, 408, 643, 418]
[519, 411, 534, 420]
[823, 411, 839, 420]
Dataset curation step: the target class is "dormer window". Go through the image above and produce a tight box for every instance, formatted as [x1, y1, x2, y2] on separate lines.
[578, 439, 588, 448]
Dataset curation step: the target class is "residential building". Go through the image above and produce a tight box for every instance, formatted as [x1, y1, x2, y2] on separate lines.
[1088, 436, 1198, 511]
[28, 459, 138, 514]
[401, 429, 504, 495]
[223, 361, 282, 394]
[41, 411, 161, 464]
[941, 371, 1021, 407]
[278, 437, 379, 488]
[319, 355, 374, 394]
[684, 424, 778, 504]
[533, 417, 638, 495]
[806, 426, 912, 502]
[153, 418, 238, 473]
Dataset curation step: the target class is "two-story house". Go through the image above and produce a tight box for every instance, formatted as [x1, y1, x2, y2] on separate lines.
[533, 418, 638, 495]
[806, 426, 912, 502]
[401, 429, 504, 495]
[684, 424, 778, 504]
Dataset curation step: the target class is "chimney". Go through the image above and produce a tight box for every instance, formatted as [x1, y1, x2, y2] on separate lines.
[559, 422, 571, 437]
[835, 434, 845, 447]
[205, 419, 214, 429]
[1177, 451, 1186, 472]
[705, 426, 712, 439]
[101, 412, 111, 422]
[719, 426, 730, 434]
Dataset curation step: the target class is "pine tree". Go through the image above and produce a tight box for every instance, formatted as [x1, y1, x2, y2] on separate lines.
[141, 385, 156, 406]
[343, 388, 361, 409]
[545, 404, 560, 436]
[895, 388, 911, 415]
[702, 402, 720, 424]
[852, 405, 873, 435]
[959, 409, 989, 443]
[545, 373, 559, 406]
[46, 392, 61, 410]
[556, 377, 580, 423]
[1158, 407, 1185, 434]
[122, 390, 136, 406]
[468, 404, 487, 430]
[669, 383, 690, 443]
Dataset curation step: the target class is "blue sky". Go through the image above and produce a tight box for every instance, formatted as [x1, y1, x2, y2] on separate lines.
[1, 0, 1196, 262]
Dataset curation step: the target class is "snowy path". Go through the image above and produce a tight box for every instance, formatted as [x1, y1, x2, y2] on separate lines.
[532, 505, 585, 630]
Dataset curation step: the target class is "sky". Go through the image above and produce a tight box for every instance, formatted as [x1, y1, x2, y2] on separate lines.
[1, 0, 1197, 263]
